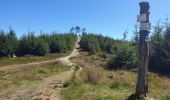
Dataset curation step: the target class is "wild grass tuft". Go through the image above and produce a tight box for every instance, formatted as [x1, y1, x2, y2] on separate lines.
[0, 61, 69, 90]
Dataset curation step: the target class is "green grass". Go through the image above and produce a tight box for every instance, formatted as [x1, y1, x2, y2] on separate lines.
[147, 73, 170, 100]
[61, 69, 170, 100]
[61, 84, 134, 100]
[67, 52, 170, 100]
[0, 52, 69, 67]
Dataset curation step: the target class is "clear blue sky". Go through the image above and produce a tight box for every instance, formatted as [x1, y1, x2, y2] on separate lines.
[0, 0, 170, 39]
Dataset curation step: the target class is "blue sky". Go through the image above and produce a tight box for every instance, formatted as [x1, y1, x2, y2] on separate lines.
[0, 0, 170, 39]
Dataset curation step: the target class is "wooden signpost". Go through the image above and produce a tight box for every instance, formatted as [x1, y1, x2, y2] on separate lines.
[136, 1, 151, 97]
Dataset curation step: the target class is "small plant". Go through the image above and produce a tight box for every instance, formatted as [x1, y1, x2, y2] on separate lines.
[37, 68, 50, 74]
[63, 81, 72, 88]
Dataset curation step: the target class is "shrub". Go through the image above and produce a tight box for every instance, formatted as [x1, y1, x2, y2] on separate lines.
[0, 31, 7, 57]
[0, 29, 17, 57]
[149, 21, 170, 76]
[16, 33, 37, 56]
[35, 39, 49, 56]
[106, 43, 138, 70]
[48, 34, 76, 53]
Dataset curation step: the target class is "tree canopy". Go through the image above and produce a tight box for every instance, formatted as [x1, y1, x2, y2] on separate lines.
[0, 29, 76, 57]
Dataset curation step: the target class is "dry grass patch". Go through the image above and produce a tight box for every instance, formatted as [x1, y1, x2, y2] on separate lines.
[0, 61, 69, 98]
[77, 67, 108, 85]
[70, 52, 112, 68]
[0, 53, 67, 67]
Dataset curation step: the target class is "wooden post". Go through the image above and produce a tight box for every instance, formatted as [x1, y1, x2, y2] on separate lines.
[136, 2, 150, 97]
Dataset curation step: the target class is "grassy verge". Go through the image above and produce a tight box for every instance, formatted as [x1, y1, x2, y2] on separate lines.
[0, 61, 69, 97]
[0, 52, 69, 67]
[61, 69, 170, 100]
[61, 52, 170, 100]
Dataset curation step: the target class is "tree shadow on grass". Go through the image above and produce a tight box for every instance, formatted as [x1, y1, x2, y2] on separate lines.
[126, 94, 145, 100]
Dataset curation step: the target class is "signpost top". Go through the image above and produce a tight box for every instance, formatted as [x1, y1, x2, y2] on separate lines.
[139, 2, 150, 14]
[137, 2, 151, 30]
[139, 2, 150, 7]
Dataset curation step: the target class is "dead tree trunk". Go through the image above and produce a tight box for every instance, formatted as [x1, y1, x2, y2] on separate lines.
[136, 2, 150, 97]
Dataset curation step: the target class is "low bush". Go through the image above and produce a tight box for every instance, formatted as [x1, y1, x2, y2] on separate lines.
[106, 43, 138, 70]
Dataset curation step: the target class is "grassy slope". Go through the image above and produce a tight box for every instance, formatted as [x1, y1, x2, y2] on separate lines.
[0, 52, 69, 67]
[61, 52, 170, 100]
[0, 61, 69, 98]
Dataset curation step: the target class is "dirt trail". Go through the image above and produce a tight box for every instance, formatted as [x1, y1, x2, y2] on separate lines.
[1, 36, 81, 100]
[31, 65, 75, 100]
[31, 36, 81, 100]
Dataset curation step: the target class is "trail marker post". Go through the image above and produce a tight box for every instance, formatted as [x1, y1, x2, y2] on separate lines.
[136, 2, 151, 97]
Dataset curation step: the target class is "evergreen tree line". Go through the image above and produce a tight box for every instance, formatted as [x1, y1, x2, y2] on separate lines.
[149, 20, 170, 75]
[80, 34, 115, 54]
[80, 20, 170, 76]
[80, 33, 138, 70]
[0, 29, 76, 57]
